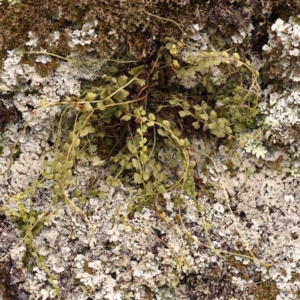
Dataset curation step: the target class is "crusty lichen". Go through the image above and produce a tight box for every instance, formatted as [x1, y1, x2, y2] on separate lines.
[1, 1, 300, 300]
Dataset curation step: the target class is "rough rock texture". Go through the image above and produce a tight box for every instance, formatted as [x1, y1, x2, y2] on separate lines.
[0, 1, 300, 300]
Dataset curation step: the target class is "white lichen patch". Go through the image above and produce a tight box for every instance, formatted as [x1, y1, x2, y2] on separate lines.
[16, 141, 296, 299]
[231, 23, 254, 44]
[263, 16, 300, 79]
[0, 46, 100, 196]
[68, 20, 98, 49]
[192, 145, 300, 299]
[258, 17, 300, 158]
[260, 86, 300, 150]
[1, 13, 300, 300]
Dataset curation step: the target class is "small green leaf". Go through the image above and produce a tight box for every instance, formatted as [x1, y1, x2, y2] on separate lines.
[99, 192, 107, 199]
[97, 102, 106, 111]
[137, 125, 147, 134]
[121, 114, 132, 121]
[165, 42, 173, 49]
[235, 60, 243, 67]
[145, 181, 154, 192]
[117, 75, 128, 87]
[156, 163, 162, 172]
[31, 252, 38, 258]
[162, 120, 170, 127]
[114, 109, 123, 118]
[239, 139, 246, 147]
[234, 123, 246, 132]
[79, 125, 95, 137]
[72, 138, 80, 147]
[193, 104, 202, 111]
[233, 53, 240, 60]
[156, 105, 163, 112]
[170, 46, 178, 56]
[89, 144, 97, 153]
[114, 89, 129, 101]
[225, 126, 232, 134]
[63, 169, 72, 179]
[168, 99, 181, 106]
[157, 185, 165, 193]
[42, 171, 53, 179]
[203, 221, 211, 231]
[133, 77, 146, 87]
[85, 92, 97, 102]
[81, 102, 93, 112]
[76, 151, 86, 161]
[192, 121, 200, 129]
[217, 118, 226, 128]
[208, 123, 216, 130]
[148, 113, 156, 121]
[199, 113, 208, 121]
[186, 235, 195, 244]
[157, 128, 167, 136]
[90, 155, 105, 166]
[106, 176, 121, 188]
[139, 137, 147, 147]
[146, 121, 154, 127]
[64, 160, 73, 169]
[159, 173, 168, 183]
[132, 158, 139, 169]
[211, 129, 225, 138]
[54, 185, 62, 193]
[185, 66, 197, 77]
[55, 173, 64, 182]
[109, 177, 120, 189]
[140, 152, 148, 164]
[74, 188, 82, 197]
[128, 65, 144, 76]
[213, 57, 222, 66]
[127, 140, 136, 154]
[29, 216, 36, 224]
[178, 110, 191, 118]
[209, 110, 217, 120]
[79, 196, 87, 204]
[55, 162, 64, 173]
[134, 173, 143, 184]
[68, 151, 75, 159]
[143, 168, 151, 181]
[186, 55, 199, 64]
[63, 143, 71, 152]
[125, 162, 133, 169]
[134, 109, 141, 117]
